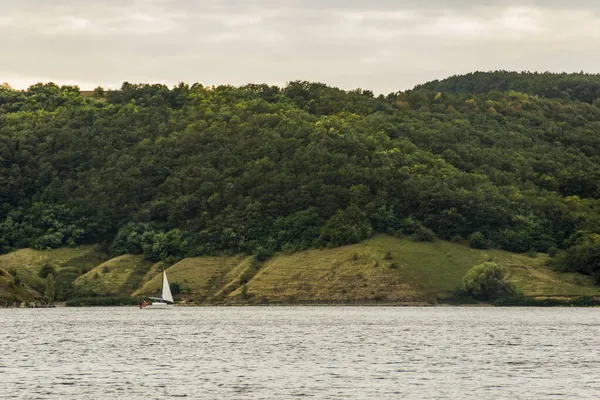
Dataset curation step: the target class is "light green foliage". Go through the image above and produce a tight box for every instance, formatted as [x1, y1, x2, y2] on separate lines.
[469, 232, 489, 249]
[463, 262, 512, 300]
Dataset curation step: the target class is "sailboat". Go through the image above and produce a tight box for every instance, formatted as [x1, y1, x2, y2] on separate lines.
[142, 270, 175, 309]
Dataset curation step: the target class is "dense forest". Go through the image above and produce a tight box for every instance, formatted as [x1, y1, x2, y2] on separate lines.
[1, 72, 599, 281]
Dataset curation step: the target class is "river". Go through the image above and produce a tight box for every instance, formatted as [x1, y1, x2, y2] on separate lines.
[1, 306, 599, 399]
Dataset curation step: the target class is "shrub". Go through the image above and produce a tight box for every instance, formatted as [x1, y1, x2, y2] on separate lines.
[547, 246, 559, 258]
[254, 246, 273, 262]
[463, 262, 512, 300]
[469, 232, 489, 249]
[411, 226, 436, 242]
[318, 206, 372, 247]
[39, 264, 55, 279]
[552, 233, 600, 281]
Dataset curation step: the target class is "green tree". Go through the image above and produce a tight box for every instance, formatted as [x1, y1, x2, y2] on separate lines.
[463, 262, 512, 300]
[93, 86, 105, 98]
[469, 232, 489, 249]
[318, 207, 372, 247]
[553, 233, 600, 282]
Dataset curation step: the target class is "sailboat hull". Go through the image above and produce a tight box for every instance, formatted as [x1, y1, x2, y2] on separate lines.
[143, 302, 174, 310]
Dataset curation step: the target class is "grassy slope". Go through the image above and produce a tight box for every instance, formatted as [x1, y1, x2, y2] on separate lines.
[0, 246, 109, 303]
[74, 255, 155, 297]
[2, 235, 599, 304]
[0, 267, 42, 304]
[239, 235, 600, 303]
[133, 255, 250, 302]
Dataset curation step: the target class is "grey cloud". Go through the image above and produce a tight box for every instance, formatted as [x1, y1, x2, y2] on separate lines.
[1, 0, 599, 93]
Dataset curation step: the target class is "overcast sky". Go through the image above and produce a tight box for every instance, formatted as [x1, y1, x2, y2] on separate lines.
[2, 0, 600, 93]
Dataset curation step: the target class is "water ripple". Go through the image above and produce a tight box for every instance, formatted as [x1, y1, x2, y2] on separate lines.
[1, 307, 599, 399]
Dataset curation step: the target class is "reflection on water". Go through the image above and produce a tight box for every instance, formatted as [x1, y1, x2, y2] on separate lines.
[1, 307, 599, 399]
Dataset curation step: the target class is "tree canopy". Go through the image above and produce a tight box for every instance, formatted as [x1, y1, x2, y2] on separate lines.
[1, 72, 600, 279]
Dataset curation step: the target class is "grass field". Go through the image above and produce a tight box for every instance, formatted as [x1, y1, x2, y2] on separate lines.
[133, 255, 250, 302]
[74, 255, 154, 297]
[238, 235, 600, 303]
[2, 235, 600, 305]
[0, 246, 110, 303]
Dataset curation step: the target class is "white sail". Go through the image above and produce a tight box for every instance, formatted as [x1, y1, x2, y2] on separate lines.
[162, 271, 174, 303]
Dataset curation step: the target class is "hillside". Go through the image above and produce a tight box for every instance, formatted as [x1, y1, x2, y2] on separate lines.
[415, 71, 600, 103]
[2, 235, 599, 306]
[1, 72, 600, 289]
[0, 246, 109, 304]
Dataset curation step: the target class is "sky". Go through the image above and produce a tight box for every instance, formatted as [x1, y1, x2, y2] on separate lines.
[2, 0, 600, 94]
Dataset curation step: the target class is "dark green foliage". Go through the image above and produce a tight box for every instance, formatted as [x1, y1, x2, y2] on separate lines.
[0, 73, 599, 280]
[270, 208, 323, 253]
[169, 282, 181, 296]
[411, 226, 436, 242]
[54, 268, 79, 301]
[417, 71, 600, 103]
[551, 233, 600, 282]
[141, 229, 189, 262]
[111, 223, 188, 261]
[547, 246, 559, 257]
[494, 295, 600, 307]
[65, 297, 142, 306]
[318, 207, 372, 247]
[0, 204, 87, 251]
[253, 246, 272, 262]
[93, 86, 105, 98]
[110, 222, 152, 255]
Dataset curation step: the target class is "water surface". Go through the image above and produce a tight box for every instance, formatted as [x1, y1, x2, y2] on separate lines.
[1, 307, 599, 399]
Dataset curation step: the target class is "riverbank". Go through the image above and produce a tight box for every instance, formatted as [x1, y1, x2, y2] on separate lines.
[2, 235, 600, 306]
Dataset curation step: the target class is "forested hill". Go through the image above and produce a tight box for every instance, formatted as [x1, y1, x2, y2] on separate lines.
[1, 72, 600, 281]
[416, 71, 600, 104]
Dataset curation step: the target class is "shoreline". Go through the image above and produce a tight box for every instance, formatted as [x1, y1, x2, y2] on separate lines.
[4, 300, 598, 308]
